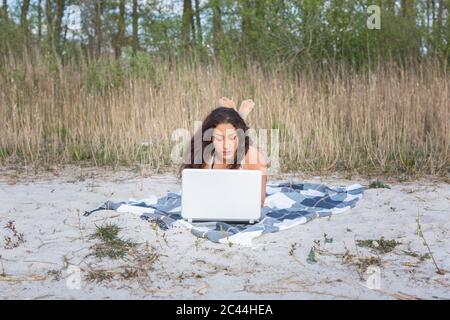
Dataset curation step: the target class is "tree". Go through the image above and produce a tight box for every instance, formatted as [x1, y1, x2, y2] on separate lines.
[132, 0, 139, 54]
[54, 0, 66, 54]
[94, 0, 103, 57]
[241, 0, 252, 51]
[194, 0, 202, 48]
[45, 0, 54, 49]
[114, 0, 126, 59]
[2, 0, 8, 21]
[445, 0, 450, 60]
[400, 0, 421, 58]
[20, 0, 31, 31]
[431, 0, 446, 55]
[181, 0, 194, 51]
[1, 0, 449, 70]
[37, 0, 43, 40]
[211, 0, 222, 57]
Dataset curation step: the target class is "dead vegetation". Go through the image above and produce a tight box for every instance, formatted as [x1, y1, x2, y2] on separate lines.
[1, 55, 448, 177]
[84, 224, 161, 286]
[416, 209, 446, 275]
[341, 250, 382, 280]
[310, 236, 383, 280]
[3, 221, 25, 250]
[85, 250, 160, 285]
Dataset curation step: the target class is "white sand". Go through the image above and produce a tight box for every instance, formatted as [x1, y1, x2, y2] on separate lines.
[0, 166, 449, 300]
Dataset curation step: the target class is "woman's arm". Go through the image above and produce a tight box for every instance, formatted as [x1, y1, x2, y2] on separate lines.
[261, 167, 267, 208]
[245, 146, 268, 208]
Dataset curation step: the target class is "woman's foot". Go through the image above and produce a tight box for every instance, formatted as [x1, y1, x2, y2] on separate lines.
[219, 97, 237, 109]
[238, 99, 255, 119]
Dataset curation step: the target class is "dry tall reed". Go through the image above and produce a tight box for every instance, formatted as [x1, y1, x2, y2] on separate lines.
[0, 47, 448, 176]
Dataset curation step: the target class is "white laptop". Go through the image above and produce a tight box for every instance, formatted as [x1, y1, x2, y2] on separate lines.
[181, 169, 262, 223]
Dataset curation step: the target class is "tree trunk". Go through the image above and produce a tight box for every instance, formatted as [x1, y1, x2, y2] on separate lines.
[255, 0, 264, 20]
[431, 0, 436, 22]
[387, 0, 396, 12]
[194, 0, 202, 47]
[94, 0, 103, 57]
[54, 0, 66, 54]
[437, 0, 444, 32]
[274, 0, 286, 15]
[211, 0, 222, 57]
[241, 0, 253, 54]
[434, 0, 445, 54]
[132, 0, 139, 54]
[62, 24, 68, 51]
[115, 0, 126, 59]
[447, 0, 450, 57]
[401, 0, 420, 57]
[181, 0, 194, 51]
[45, 0, 54, 49]
[401, 0, 416, 20]
[2, 0, 8, 20]
[38, 0, 42, 39]
[20, 0, 31, 31]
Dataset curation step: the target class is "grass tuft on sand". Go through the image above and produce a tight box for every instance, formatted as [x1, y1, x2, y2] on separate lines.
[89, 223, 138, 260]
[356, 236, 401, 254]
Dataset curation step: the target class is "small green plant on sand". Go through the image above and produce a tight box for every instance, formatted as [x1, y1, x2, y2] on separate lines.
[323, 233, 333, 243]
[89, 223, 137, 260]
[289, 242, 298, 256]
[356, 236, 401, 254]
[307, 247, 317, 264]
[194, 238, 203, 251]
[402, 250, 431, 261]
[368, 179, 391, 189]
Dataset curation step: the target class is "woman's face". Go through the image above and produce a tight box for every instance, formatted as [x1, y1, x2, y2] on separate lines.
[212, 123, 239, 162]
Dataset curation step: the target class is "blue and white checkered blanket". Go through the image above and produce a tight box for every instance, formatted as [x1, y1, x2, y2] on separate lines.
[84, 182, 364, 246]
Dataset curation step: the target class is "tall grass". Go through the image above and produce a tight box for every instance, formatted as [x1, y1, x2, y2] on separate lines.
[0, 47, 448, 176]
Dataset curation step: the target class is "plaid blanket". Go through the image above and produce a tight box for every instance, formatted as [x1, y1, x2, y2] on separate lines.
[84, 182, 364, 246]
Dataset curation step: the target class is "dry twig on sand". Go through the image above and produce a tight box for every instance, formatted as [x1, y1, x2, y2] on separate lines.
[0, 274, 47, 282]
[416, 209, 446, 275]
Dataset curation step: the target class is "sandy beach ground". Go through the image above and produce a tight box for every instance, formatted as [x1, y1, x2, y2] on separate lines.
[0, 166, 449, 300]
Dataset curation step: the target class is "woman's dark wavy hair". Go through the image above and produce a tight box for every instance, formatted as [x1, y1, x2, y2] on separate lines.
[180, 107, 251, 174]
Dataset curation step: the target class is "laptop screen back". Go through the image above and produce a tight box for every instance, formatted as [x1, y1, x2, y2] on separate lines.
[181, 169, 262, 222]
